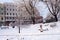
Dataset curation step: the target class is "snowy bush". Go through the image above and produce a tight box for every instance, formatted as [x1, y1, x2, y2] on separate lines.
[45, 24, 49, 26]
[50, 23, 56, 27]
[1, 26, 9, 29]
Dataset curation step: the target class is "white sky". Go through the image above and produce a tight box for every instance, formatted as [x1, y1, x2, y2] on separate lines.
[0, 0, 13, 3]
[36, 2, 49, 19]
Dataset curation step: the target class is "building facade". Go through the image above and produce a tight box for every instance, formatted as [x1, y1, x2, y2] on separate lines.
[0, 3, 5, 26]
[0, 3, 19, 25]
[4, 3, 18, 25]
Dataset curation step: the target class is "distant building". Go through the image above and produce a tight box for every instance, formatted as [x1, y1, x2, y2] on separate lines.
[0, 3, 18, 25]
[0, 3, 5, 26]
[4, 3, 18, 25]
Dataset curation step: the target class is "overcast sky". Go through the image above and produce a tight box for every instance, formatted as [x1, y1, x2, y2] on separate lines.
[36, 2, 49, 19]
[0, 0, 13, 3]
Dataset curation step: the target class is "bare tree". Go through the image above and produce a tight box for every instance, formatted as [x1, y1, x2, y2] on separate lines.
[15, 11, 21, 33]
[13, 0, 40, 33]
[43, 0, 60, 22]
[22, 0, 39, 24]
[14, 0, 40, 24]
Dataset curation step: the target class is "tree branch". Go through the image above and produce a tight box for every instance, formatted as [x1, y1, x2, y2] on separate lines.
[46, 2, 54, 15]
[57, 7, 60, 14]
[50, 0, 55, 14]
[23, 0, 32, 15]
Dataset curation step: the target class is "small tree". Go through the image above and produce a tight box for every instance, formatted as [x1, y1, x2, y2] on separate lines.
[43, 0, 60, 22]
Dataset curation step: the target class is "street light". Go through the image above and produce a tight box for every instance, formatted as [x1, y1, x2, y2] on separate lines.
[15, 12, 20, 33]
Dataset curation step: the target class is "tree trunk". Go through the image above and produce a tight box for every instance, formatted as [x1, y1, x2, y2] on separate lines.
[32, 19, 35, 24]
[19, 26, 20, 33]
[54, 15, 58, 22]
[31, 17, 35, 24]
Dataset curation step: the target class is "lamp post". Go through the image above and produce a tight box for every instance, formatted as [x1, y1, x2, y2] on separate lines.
[16, 12, 20, 33]
[18, 14, 20, 33]
[19, 17, 20, 33]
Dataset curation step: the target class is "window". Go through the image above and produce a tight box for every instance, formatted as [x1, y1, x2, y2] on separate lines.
[7, 8, 8, 10]
[13, 13, 14, 15]
[1, 13, 3, 15]
[16, 13, 17, 15]
[1, 8, 3, 10]
[10, 13, 11, 15]
[1, 17, 3, 20]
[13, 9, 14, 11]
[10, 17, 11, 19]
[10, 9, 11, 11]
[7, 13, 8, 15]
[13, 17, 14, 19]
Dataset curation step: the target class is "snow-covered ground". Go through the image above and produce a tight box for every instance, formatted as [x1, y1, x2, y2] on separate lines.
[0, 21, 60, 40]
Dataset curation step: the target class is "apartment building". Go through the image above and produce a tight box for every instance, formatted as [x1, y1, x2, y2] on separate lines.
[4, 3, 18, 25]
[0, 3, 5, 26]
[0, 3, 19, 25]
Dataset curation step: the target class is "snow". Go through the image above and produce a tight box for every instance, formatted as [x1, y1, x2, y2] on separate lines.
[20, 22, 60, 35]
[0, 21, 60, 40]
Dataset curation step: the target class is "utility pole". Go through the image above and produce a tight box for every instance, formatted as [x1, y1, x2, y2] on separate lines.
[19, 17, 20, 33]
[18, 7, 22, 33]
[17, 5, 22, 33]
[16, 13, 20, 33]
